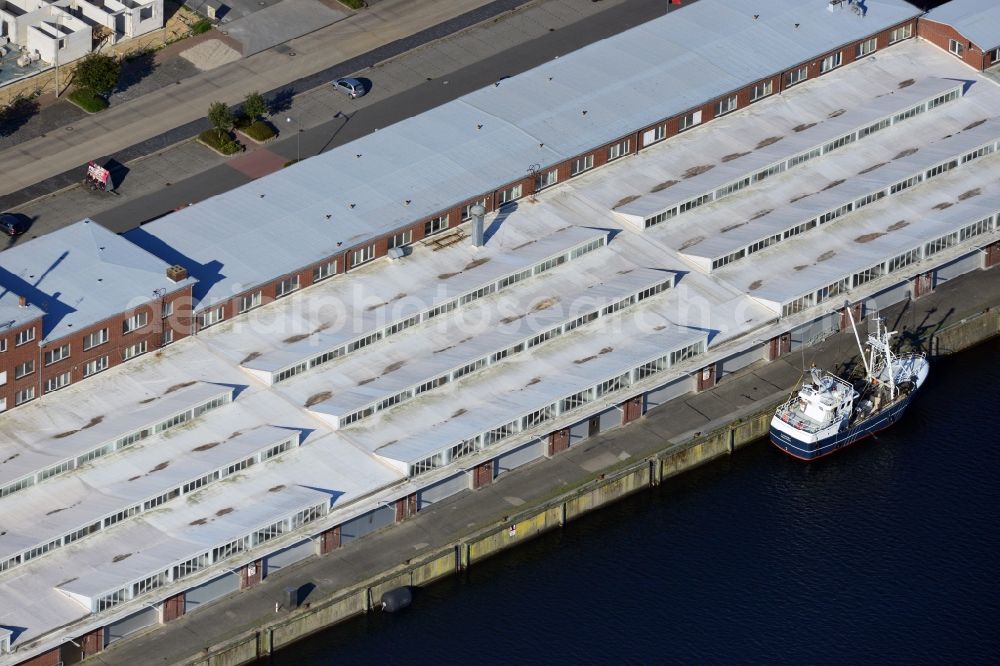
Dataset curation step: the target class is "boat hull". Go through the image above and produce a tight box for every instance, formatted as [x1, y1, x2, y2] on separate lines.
[770, 390, 917, 461]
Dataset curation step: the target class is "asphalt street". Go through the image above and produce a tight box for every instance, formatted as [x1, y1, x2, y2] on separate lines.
[31, 0, 681, 234]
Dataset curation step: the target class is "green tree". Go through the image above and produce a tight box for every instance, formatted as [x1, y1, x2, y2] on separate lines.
[207, 101, 234, 138]
[243, 91, 266, 122]
[74, 53, 121, 96]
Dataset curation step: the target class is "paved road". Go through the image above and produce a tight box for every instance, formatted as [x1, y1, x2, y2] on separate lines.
[90, 267, 1000, 666]
[0, 0, 510, 204]
[3, 0, 682, 244]
[93, 0, 676, 233]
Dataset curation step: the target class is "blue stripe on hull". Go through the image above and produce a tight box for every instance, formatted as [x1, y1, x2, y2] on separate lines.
[770, 393, 916, 461]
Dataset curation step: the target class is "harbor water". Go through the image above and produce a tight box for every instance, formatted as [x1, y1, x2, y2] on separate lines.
[276, 340, 1000, 664]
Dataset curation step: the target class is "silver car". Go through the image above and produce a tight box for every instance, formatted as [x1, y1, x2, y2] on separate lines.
[332, 78, 366, 99]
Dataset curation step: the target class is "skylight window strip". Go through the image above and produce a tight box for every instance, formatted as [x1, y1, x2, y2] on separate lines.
[83, 499, 328, 613]
[0, 389, 232, 501]
[707, 137, 998, 272]
[639, 83, 963, 229]
[333, 276, 674, 429]
[405, 338, 706, 478]
[271, 234, 608, 383]
[0, 434, 299, 578]
[783, 210, 1000, 316]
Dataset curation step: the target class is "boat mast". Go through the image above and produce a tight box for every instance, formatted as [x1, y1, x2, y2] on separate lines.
[868, 315, 898, 401]
[845, 302, 872, 379]
[880, 319, 897, 400]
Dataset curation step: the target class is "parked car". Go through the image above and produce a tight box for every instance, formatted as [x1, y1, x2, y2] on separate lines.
[332, 78, 366, 99]
[0, 213, 29, 237]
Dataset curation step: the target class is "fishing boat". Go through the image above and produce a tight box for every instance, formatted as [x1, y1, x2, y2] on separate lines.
[769, 309, 929, 460]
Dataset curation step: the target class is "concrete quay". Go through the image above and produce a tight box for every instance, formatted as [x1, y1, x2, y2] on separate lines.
[89, 264, 999, 666]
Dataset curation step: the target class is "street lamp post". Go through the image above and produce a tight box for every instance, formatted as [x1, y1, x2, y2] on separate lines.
[286, 117, 300, 163]
[54, 12, 63, 98]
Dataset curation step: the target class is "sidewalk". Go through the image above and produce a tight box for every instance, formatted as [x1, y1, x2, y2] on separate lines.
[91, 267, 1000, 666]
[0, 0, 504, 200]
[3, 0, 659, 242]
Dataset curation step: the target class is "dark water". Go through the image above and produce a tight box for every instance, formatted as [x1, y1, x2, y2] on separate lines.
[277, 341, 1000, 665]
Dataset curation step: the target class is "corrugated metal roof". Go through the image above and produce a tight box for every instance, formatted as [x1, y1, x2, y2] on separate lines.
[129, 0, 920, 310]
[925, 0, 1000, 51]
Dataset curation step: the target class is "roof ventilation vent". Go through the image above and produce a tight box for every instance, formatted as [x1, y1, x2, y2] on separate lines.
[470, 203, 487, 248]
[166, 265, 188, 282]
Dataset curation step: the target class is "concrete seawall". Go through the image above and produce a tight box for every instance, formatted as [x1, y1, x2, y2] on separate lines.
[176, 395, 789, 666]
[137, 308, 1000, 666]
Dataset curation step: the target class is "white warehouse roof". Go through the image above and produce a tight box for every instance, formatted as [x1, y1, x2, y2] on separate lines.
[0, 220, 192, 343]
[924, 0, 1000, 51]
[126, 0, 920, 310]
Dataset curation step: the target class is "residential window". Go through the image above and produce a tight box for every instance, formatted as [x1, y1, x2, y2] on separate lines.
[276, 276, 300, 297]
[820, 52, 842, 73]
[461, 199, 487, 220]
[161, 301, 173, 318]
[83, 328, 109, 351]
[990, 48, 1000, 65]
[856, 37, 877, 58]
[14, 360, 34, 379]
[534, 169, 558, 190]
[424, 214, 449, 237]
[313, 260, 337, 281]
[15, 327, 35, 347]
[198, 306, 224, 329]
[889, 24, 912, 43]
[122, 311, 149, 334]
[352, 244, 374, 266]
[607, 138, 630, 161]
[948, 39, 964, 58]
[122, 340, 148, 361]
[497, 184, 522, 205]
[44, 344, 70, 366]
[44, 372, 71, 394]
[0, 338, 6, 352]
[570, 155, 594, 176]
[642, 125, 665, 146]
[678, 110, 701, 131]
[161, 329, 174, 346]
[750, 80, 773, 101]
[786, 66, 808, 87]
[388, 230, 412, 249]
[15, 387, 34, 406]
[84, 356, 109, 377]
[239, 291, 262, 313]
[714, 95, 737, 116]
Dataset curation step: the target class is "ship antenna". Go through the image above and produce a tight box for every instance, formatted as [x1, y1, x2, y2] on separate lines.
[844, 302, 872, 379]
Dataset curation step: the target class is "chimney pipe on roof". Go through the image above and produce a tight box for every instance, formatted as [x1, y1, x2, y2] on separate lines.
[470, 203, 487, 248]
[18, 296, 27, 308]
[166, 265, 188, 282]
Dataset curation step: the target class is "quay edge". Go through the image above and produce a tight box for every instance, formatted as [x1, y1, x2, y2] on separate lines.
[166, 309, 998, 666]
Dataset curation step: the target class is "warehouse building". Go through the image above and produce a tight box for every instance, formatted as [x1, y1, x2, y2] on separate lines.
[918, 0, 1000, 70]
[2, 1, 999, 664]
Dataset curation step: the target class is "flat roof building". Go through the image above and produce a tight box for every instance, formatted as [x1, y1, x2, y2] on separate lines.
[2, 2, 999, 664]
[920, 0, 1000, 70]
[0, 220, 194, 414]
